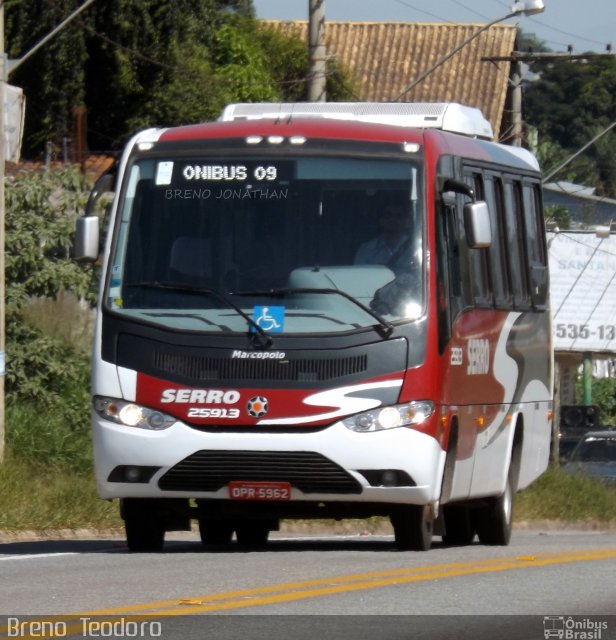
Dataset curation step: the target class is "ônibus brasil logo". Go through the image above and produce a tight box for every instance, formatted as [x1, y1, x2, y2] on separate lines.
[247, 396, 269, 418]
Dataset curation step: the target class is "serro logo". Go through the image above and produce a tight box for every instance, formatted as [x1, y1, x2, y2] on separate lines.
[467, 338, 490, 375]
[160, 388, 240, 404]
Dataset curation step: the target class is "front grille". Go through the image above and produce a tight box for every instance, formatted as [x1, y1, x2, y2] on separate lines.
[158, 450, 362, 494]
[153, 352, 367, 382]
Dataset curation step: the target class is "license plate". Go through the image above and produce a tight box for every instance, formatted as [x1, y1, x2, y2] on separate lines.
[228, 481, 292, 501]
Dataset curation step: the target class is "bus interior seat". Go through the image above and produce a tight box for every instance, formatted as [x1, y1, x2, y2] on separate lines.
[169, 236, 213, 282]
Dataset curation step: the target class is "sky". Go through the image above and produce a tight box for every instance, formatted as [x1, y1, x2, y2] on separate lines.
[252, 0, 615, 54]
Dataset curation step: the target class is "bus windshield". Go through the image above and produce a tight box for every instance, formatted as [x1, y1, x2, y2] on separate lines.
[106, 154, 424, 334]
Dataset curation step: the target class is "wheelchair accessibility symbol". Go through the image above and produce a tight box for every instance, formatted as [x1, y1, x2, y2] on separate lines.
[252, 305, 285, 333]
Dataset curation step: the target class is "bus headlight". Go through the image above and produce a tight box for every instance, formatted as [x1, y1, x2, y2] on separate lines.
[93, 396, 176, 430]
[342, 401, 435, 432]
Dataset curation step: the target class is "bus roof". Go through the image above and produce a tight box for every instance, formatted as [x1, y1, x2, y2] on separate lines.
[219, 102, 494, 140]
[137, 104, 538, 174]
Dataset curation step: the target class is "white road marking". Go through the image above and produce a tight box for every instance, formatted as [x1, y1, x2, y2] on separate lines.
[0, 552, 79, 561]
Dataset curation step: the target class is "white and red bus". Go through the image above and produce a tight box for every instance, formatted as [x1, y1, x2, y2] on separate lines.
[76, 102, 553, 551]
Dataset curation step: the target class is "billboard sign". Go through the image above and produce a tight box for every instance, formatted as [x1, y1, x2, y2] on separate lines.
[548, 231, 616, 353]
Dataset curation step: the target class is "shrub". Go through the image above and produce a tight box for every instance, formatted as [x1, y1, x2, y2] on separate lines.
[5, 168, 95, 469]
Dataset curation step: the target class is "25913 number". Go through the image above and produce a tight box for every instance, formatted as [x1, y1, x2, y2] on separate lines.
[187, 408, 240, 419]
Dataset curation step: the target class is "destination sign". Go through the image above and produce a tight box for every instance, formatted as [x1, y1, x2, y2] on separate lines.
[155, 160, 294, 186]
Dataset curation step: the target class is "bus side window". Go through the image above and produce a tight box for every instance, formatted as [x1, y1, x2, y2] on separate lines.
[523, 181, 549, 309]
[484, 175, 513, 309]
[504, 180, 531, 309]
[464, 174, 492, 308]
[436, 203, 464, 352]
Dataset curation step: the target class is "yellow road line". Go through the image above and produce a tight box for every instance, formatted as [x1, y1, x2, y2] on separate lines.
[2, 547, 616, 638]
[71, 547, 616, 616]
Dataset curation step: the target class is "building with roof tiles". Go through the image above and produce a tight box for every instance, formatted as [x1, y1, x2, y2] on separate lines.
[264, 20, 519, 141]
[9, 20, 524, 181]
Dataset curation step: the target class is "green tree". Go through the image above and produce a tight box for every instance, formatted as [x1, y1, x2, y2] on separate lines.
[5, 0, 88, 158]
[525, 55, 616, 196]
[576, 376, 616, 426]
[6, 1, 354, 157]
[5, 169, 94, 414]
[544, 205, 571, 230]
[516, 30, 551, 54]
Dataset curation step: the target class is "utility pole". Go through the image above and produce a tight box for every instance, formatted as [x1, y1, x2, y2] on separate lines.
[0, 3, 6, 463]
[308, 0, 326, 101]
[483, 51, 615, 147]
[0, 0, 97, 463]
[510, 60, 523, 146]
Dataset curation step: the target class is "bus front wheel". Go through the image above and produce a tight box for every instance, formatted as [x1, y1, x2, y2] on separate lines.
[122, 499, 165, 553]
[390, 504, 433, 551]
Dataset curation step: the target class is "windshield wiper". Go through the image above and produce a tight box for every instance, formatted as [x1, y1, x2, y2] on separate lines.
[234, 287, 394, 337]
[125, 281, 273, 347]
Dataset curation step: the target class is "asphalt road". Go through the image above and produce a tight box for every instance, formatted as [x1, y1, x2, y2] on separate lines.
[1, 528, 616, 640]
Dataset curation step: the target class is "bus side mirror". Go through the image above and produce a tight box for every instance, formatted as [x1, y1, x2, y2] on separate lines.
[464, 201, 492, 249]
[74, 172, 116, 263]
[85, 173, 115, 217]
[74, 216, 100, 263]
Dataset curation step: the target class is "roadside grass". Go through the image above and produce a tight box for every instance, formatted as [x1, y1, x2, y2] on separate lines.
[1, 437, 614, 533]
[515, 466, 616, 525]
[1, 401, 122, 532]
[0, 450, 121, 532]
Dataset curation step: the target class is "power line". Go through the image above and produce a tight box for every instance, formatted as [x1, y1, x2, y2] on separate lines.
[491, 0, 611, 48]
[390, 0, 451, 23]
[449, 1, 492, 21]
[542, 120, 616, 184]
[524, 14, 611, 48]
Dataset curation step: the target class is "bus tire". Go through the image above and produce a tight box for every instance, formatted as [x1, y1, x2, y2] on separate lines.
[442, 505, 475, 546]
[391, 504, 433, 551]
[235, 523, 270, 548]
[198, 519, 234, 546]
[474, 472, 513, 546]
[122, 499, 165, 553]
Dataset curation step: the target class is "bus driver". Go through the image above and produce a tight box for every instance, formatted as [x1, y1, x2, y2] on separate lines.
[355, 204, 419, 315]
[354, 204, 412, 275]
